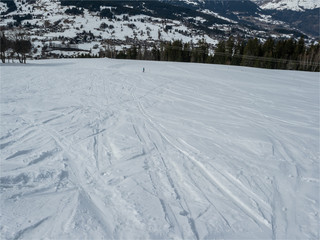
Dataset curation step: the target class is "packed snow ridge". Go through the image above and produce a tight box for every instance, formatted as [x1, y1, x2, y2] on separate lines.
[0, 59, 319, 239]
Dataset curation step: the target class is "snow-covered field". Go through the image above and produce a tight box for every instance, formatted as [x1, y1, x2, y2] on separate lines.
[0, 59, 319, 239]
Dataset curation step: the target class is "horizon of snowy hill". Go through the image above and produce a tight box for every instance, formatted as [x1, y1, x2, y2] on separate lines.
[1, 59, 319, 239]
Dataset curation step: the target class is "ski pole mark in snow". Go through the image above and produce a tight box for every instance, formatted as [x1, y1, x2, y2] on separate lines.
[12, 216, 51, 240]
[5, 149, 33, 160]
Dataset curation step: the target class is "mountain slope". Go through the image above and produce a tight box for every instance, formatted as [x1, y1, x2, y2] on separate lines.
[0, 0, 318, 59]
[250, 0, 320, 36]
[1, 59, 319, 239]
[252, 0, 320, 11]
[265, 8, 320, 37]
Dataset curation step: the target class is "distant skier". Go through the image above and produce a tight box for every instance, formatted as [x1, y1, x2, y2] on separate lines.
[143, 67, 145, 73]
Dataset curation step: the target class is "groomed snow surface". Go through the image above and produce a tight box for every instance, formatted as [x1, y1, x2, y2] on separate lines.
[0, 59, 319, 239]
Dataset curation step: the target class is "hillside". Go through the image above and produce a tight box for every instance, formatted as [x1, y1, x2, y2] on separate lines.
[0, 0, 318, 59]
[1, 59, 319, 239]
[253, 0, 320, 11]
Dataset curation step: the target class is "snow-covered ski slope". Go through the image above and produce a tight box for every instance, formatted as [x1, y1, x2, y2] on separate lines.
[0, 59, 319, 239]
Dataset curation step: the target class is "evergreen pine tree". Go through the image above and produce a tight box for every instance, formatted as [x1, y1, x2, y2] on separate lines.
[225, 36, 234, 65]
[213, 40, 226, 64]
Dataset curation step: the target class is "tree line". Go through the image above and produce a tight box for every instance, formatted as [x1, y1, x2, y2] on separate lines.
[101, 37, 319, 72]
[101, 39, 211, 64]
[1, 30, 319, 71]
[214, 37, 319, 71]
[0, 32, 32, 64]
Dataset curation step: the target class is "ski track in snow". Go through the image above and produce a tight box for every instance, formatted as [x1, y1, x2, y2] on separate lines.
[0, 59, 319, 239]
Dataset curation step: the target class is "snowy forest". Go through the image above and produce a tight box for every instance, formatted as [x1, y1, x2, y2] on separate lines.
[99, 37, 319, 72]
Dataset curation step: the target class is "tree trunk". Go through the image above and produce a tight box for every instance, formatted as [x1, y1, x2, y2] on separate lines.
[0, 52, 5, 63]
[17, 53, 23, 63]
